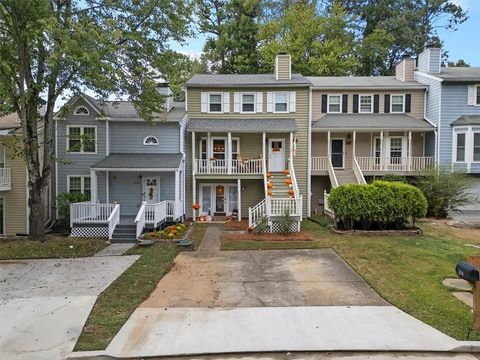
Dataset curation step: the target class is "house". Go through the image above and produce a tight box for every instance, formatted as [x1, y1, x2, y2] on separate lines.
[184, 54, 309, 232]
[415, 47, 480, 174]
[56, 85, 187, 241]
[0, 113, 51, 237]
[308, 57, 436, 215]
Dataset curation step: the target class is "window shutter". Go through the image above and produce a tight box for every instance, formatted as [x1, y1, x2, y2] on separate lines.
[405, 94, 411, 113]
[342, 94, 348, 113]
[256, 92, 263, 113]
[201, 92, 208, 113]
[353, 94, 359, 113]
[384, 94, 390, 113]
[321, 94, 327, 113]
[373, 94, 379, 113]
[468, 85, 476, 105]
[223, 92, 230, 113]
[267, 92, 274, 112]
[233, 92, 240, 113]
[289, 91, 296, 112]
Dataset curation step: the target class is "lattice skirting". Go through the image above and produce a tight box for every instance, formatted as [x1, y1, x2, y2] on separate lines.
[264, 221, 301, 233]
[71, 225, 108, 238]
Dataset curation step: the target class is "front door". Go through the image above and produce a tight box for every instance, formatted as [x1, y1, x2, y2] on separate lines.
[142, 177, 160, 204]
[269, 139, 285, 172]
[215, 185, 226, 214]
[331, 139, 344, 168]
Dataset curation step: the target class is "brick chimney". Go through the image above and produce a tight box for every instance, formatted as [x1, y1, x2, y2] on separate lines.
[395, 56, 415, 82]
[275, 53, 291, 80]
[157, 82, 174, 112]
[417, 47, 442, 75]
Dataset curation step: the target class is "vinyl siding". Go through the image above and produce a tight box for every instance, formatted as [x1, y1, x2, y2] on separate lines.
[414, 73, 441, 126]
[276, 55, 291, 80]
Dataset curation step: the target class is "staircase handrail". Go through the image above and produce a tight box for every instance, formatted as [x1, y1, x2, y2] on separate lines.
[134, 201, 147, 239]
[327, 158, 339, 188]
[352, 157, 367, 184]
[288, 159, 300, 197]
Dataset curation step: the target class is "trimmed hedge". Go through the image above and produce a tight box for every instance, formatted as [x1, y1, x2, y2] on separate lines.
[328, 181, 427, 230]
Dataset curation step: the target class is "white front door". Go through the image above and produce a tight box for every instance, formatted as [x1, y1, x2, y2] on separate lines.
[269, 139, 285, 172]
[142, 177, 160, 204]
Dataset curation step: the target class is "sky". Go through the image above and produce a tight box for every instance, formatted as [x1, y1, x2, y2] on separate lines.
[171, 0, 480, 66]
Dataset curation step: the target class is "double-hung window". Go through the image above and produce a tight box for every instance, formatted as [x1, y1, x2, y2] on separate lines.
[359, 95, 373, 113]
[328, 95, 341, 113]
[241, 94, 255, 113]
[68, 176, 91, 198]
[474, 132, 480, 162]
[209, 93, 223, 112]
[456, 133, 466, 162]
[274, 93, 288, 112]
[391, 95, 405, 113]
[67, 126, 96, 153]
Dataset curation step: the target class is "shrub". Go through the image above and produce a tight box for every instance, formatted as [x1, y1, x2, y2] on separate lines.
[416, 168, 479, 218]
[381, 173, 407, 183]
[328, 181, 427, 230]
[57, 192, 90, 225]
[276, 210, 296, 234]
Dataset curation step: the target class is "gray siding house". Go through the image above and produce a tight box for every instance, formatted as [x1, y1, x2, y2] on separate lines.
[55, 87, 187, 240]
[415, 47, 480, 173]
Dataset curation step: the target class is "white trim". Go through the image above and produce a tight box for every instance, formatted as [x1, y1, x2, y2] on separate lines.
[106, 120, 110, 156]
[237, 179, 241, 220]
[273, 92, 289, 113]
[473, 85, 480, 106]
[67, 175, 91, 195]
[207, 92, 224, 114]
[66, 125, 97, 154]
[414, 71, 444, 82]
[307, 87, 312, 217]
[239, 92, 256, 114]
[55, 120, 59, 219]
[359, 94, 374, 113]
[0, 196, 5, 237]
[198, 183, 239, 216]
[73, 105, 90, 116]
[390, 94, 406, 113]
[327, 94, 342, 114]
[91, 167, 180, 172]
[143, 136, 160, 146]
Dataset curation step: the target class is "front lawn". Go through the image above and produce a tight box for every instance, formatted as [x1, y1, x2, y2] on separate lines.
[75, 222, 208, 351]
[0, 236, 109, 260]
[222, 219, 480, 341]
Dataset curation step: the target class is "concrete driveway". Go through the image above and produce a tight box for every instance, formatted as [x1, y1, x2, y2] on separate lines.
[0, 256, 139, 360]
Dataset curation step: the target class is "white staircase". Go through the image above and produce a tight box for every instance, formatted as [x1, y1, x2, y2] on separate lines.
[334, 169, 357, 185]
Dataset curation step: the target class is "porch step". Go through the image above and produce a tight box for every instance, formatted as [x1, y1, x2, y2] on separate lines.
[111, 224, 137, 243]
[334, 170, 358, 185]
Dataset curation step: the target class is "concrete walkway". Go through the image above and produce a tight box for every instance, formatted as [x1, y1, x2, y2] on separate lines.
[197, 223, 223, 252]
[94, 243, 135, 256]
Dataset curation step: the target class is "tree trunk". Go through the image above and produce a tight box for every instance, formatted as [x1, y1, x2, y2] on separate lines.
[28, 175, 48, 242]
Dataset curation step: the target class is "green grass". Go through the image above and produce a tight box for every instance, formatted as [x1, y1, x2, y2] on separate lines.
[0, 236, 109, 259]
[74, 223, 208, 351]
[222, 220, 480, 341]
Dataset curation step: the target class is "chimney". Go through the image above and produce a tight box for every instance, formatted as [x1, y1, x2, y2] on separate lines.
[275, 53, 291, 80]
[417, 47, 442, 75]
[395, 56, 415, 82]
[157, 82, 174, 112]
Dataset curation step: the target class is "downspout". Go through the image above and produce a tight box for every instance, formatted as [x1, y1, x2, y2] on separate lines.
[307, 86, 312, 217]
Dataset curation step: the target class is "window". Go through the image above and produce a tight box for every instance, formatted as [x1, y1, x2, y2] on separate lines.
[241, 94, 255, 113]
[209, 93, 222, 112]
[200, 139, 207, 160]
[0, 144, 4, 168]
[359, 95, 373, 113]
[212, 139, 226, 160]
[391, 95, 405, 113]
[74, 106, 90, 115]
[68, 176, 91, 198]
[67, 126, 96, 153]
[456, 133, 466, 162]
[474, 133, 480, 161]
[389, 138, 403, 164]
[477, 86, 480, 105]
[143, 136, 159, 146]
[274, 93, 288, 112]
[328, 95, 341, 113]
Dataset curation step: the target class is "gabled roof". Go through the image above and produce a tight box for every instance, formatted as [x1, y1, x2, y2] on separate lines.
[437, 67, 480, 82]
[185, 74, 311, 88]
[451, 115, 480, 126]
[92, 153, 183, 170]
[312, 114, 434, 130]
[187, 118, 297, 133]
[307, 76, 427, 90]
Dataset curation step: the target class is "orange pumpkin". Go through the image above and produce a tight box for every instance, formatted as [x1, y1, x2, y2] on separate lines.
[170, 229, 177, 234]
[283, 169, 289, 175]
[284, 179, 292, 185]
[288, 190, 295, 196]
[266, 172, 272, 178]
[267, 182, 273, 189]
[268, 191, 273, 196]
[192, 203, 201, 210]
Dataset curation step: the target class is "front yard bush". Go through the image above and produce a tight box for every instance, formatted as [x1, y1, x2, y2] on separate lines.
[57, 192, 90, 225]
[328, 181, 427, 230]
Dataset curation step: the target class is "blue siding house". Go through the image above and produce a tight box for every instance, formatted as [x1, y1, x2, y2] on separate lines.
[55, 85, 187, 240]
[415, 47, 480, 173]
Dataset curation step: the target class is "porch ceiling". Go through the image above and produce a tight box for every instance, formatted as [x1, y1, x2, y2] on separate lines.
[91, 153, 182, 170]
[187, 118, 297, 133]
[312, 114, 435, 131]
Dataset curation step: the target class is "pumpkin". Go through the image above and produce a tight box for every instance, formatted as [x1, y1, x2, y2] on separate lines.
[268, 191, 273, 196]
[170, 229, 177, 234]
[283, 169, 289, 175]
[288, 190, 295, 196]
[192, 203, 201, 210]
[267, 182, 273, 189]
[284, 179, 292, 185]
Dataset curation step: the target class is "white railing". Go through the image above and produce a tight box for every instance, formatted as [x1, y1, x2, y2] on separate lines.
[145, 201, 167, 228]
[356, 157, 434, 172]
[194, 158, 263, 175]
[263, 157, 269, 197]
[249, 198, 268, 229]
[70, 202, 116, 227]
[134, 202, 147, 239]
[327, 158, 339, 188]
[166, 199, 184, 220]
[107, 204, 121, 240]
[311, 157, 328, 172]
[352, 157, 367, 184]
[288, 159, 300, 197]
[0, 168, 11, 190]
[271, 197, 302, 219]
[324, 191, 334, 217]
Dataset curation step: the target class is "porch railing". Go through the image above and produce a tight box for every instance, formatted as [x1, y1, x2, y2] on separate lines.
[194, 158, 263, 175]
[145, 201, 167, 228]
[134, 202, 147, 239]
[311, 157, 328, 172]
[356, 157, 434, 172]
[352, 157, 366, 184]
[288, 159, 300, 198]
[271, 197, 302, 218]
[0, 168, 11, 190]
[327, 158, 339, 188]
[166, 199, 184, 220]
[107, 204, 121, 240]
[324, 190, 334, 217]
[70, 202, 116, 227]
[249, 198, 268, 229]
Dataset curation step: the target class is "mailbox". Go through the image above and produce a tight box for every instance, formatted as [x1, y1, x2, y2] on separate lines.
[456, 261, 479, 282]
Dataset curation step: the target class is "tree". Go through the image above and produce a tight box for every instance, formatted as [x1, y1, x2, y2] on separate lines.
[0, 0, 192, 241]
[259, 0, 358, 76]
[447, 59, 470, 67]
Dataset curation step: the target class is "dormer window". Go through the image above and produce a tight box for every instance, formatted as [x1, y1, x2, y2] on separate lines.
[143, 136, 159, 146]
[74, 106, 90, 115]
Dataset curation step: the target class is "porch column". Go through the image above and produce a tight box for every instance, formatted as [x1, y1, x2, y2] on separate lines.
[380, 131, 384, 171]
[408, 131, 412, 171]
[192, 131, 196, 174]
[192, 177, 197, 221]
[237, 178, 241, 221]
[207, 131, 211, 172]
[227, 132, 232, 174]
[262, 132, 266, 172]
[175, 170, 180, 219]
[90, 169, 98, 203]
[106, 170, 109, 203]
[192, 131, 197, 221]
[327, 131, 331, 159]
[352, 131, 357, 158]
[290, 131, 294, 163]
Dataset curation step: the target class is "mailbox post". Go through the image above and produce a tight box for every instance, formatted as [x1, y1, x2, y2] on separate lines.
[456, 257, 480, 330]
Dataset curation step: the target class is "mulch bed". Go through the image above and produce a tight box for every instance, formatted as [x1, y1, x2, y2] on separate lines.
[223, 231, 315, 242]
[224, 219, 249, 231]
